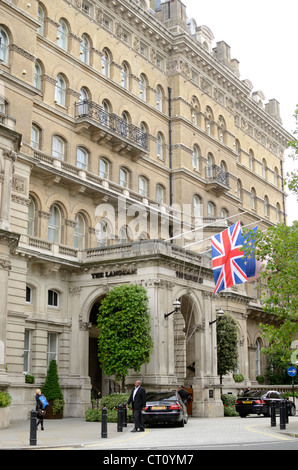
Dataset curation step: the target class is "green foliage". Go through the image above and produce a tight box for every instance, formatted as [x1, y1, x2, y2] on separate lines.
[0, 391, 11, 408]
[216, 313, 238, 382]
[221, 394, 238, 417]
[243, 221, 298, 366]
[85, 393, 133, 422]
[25, 374, 35, 384]
[97, 285, 154, 386]
[233, 373, 244, 383]
[41, 360, 64, 414]
[286, 106, 298, 201]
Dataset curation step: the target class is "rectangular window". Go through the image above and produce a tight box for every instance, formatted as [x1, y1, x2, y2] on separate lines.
[47, 332, 58, 366]
[23, 329, 31, 373]
[26, 286, 32, 304]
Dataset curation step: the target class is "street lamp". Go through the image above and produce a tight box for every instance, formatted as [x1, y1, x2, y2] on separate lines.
[209, 307, 224, 326]
[164, 299, 181, 319]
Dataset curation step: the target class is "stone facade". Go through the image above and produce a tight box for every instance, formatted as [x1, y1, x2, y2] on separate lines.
[0, 0, 291, 419]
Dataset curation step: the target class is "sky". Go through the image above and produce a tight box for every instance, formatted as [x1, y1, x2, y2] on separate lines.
[182, 0, 298, 224]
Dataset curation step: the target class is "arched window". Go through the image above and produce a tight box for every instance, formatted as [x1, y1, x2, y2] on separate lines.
[27, 197, 36, 236]
[48, 289, 59, 307]
[99, 158, 110, 179]
[0, 28, 9, 64]
[139, 74, 147, 100]
[37, 4, 45, 35]
[101, 49, 111, 77]
[76, 147, 88, 170]
[221, 208, 228, 219]
[121, 62, 129, 90]
[262, 158, 267, 179]
[249, 149, 254, 171]
[119, 167, 129, 188]
[251, 188, 256, 210]
[276, 202, 281, 222]
[52, 135, 65, 160]
[192, 145, 200, 170]
[235, 139, 241, 160]
[193, 195, 202, 218]
[156, 184, 165, 204]
[100, 99, 110, 126]
[119, 226, 130, 244]
[120, 111, 129, 137]
[96, 220, 110, 246]
[74, 213, 85, 249]
[138, 176, 148, 197]
[78, 87, 89, 115]
[57, 19, 68, 50]
[207, 201, 215, 217]
[0, 97, 7, 115]
[48, 204, 61, 243]
[274, 167, 279, 187]
[34, 61, 42, 90]
[156, 132, 164, 159]
[237, 179, 242, 201]
[206, 153, 214, 178]
[155, 86, 163, 111]
[55, 74, 66, 106]
[80, 34, 90, 64]
[264, 195, 269, 217]
[31, 124, 41, 150]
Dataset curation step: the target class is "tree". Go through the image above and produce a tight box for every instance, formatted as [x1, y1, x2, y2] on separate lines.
[42, 359, 64, 416]
[286, 106, 298, 200]
[216, 313, 238, 384]
[97, 284, 154, 390]
[244, 222, 298, 365]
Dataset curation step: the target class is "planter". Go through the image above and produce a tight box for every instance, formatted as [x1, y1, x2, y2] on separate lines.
[44, 400, 63, 420]
[0, 407, 10, 429]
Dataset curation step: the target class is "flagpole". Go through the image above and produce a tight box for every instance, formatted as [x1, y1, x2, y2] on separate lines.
[164, 210, 249, 242]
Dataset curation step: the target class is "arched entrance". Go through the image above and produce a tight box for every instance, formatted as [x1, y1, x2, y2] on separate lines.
[174, 295, 198, 386]
[88, 300, 102, 401]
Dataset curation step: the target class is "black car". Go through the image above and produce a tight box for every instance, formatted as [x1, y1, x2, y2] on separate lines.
[235, 390, 296, 418]
[142, 391, 188, 427]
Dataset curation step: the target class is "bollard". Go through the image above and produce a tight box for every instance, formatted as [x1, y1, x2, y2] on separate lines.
[280, 400, 286, 430]
[29, 409, 37, 446]
[270, 401, 276, 427]
[101, 406, 108, 438]
[117, 404, 123, 432]
[123, 403, 127, 428]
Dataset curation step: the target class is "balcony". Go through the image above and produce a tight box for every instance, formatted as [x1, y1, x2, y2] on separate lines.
[205, 164, 230, 195]
[74, 101, 148, 161]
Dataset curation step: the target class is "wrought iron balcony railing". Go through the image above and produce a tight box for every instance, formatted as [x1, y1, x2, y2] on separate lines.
[205, 164, 230, 187]
[74, 100, 148, 151]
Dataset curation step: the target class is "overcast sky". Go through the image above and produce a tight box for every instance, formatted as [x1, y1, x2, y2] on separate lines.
[182, 0, 297, 224]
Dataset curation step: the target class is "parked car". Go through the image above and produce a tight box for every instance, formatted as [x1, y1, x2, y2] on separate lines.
[142, 391, 188, 427]
[235, 390, 296, 418]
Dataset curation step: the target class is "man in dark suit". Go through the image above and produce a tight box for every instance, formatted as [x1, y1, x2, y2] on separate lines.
[127, 380, 146, 432]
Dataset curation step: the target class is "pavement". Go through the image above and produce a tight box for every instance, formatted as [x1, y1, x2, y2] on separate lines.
[0, 415, 298, 451]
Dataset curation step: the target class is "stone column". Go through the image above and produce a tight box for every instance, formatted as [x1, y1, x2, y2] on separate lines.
[0, 149, 17, 231]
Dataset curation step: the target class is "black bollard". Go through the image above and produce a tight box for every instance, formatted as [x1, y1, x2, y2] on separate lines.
[117, 404, 123, 432]
[29, 409, 37, 446]
[270, 401, 276, 427]
[123, 403, 127, 428]
[101, 406, 108, 438]
[280, 400, 286, 430]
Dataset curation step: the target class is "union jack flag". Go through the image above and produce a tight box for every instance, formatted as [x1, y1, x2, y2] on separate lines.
[211, 221, 247, 293]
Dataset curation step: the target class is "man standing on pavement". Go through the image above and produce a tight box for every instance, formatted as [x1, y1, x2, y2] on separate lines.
[127, 380, 146, 432]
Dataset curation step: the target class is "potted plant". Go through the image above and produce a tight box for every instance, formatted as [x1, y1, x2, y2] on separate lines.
[42, 360, 64, 419]
[0, 390, 11, 429]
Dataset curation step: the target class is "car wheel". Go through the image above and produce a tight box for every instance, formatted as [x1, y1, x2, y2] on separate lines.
[290, 405, 296, 416]
[239, 414, 247, 418]
[178, 418, 184, 427]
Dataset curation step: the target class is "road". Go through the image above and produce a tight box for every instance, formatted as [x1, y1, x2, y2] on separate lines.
[77, 415, 298, 453]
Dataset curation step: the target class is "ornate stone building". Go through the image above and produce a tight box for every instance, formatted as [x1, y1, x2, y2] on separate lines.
[0, 0, 291, 419]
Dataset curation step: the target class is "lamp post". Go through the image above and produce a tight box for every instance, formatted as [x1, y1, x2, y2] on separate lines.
[209, 307, 224, 326]
[164, 299, 181, 319]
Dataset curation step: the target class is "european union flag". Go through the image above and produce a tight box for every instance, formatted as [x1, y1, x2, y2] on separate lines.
[243, 226, 258, 279]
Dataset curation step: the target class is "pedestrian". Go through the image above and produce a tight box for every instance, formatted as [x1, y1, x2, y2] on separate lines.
[178, 386, 188, 406]
[35, 388, 45, 430]
[126, 380, 146, 432]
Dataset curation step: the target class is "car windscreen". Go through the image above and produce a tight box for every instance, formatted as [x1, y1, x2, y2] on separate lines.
[240, 390, 263, 398]
[146, 392, 177, 402]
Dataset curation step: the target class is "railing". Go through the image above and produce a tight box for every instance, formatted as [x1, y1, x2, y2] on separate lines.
[74, 100, 148, 150]
[205, 164, 229, 187]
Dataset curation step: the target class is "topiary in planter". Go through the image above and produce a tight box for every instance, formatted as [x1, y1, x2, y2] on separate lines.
[41, 360, 64, 419]
[0, 391, 11, 408]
